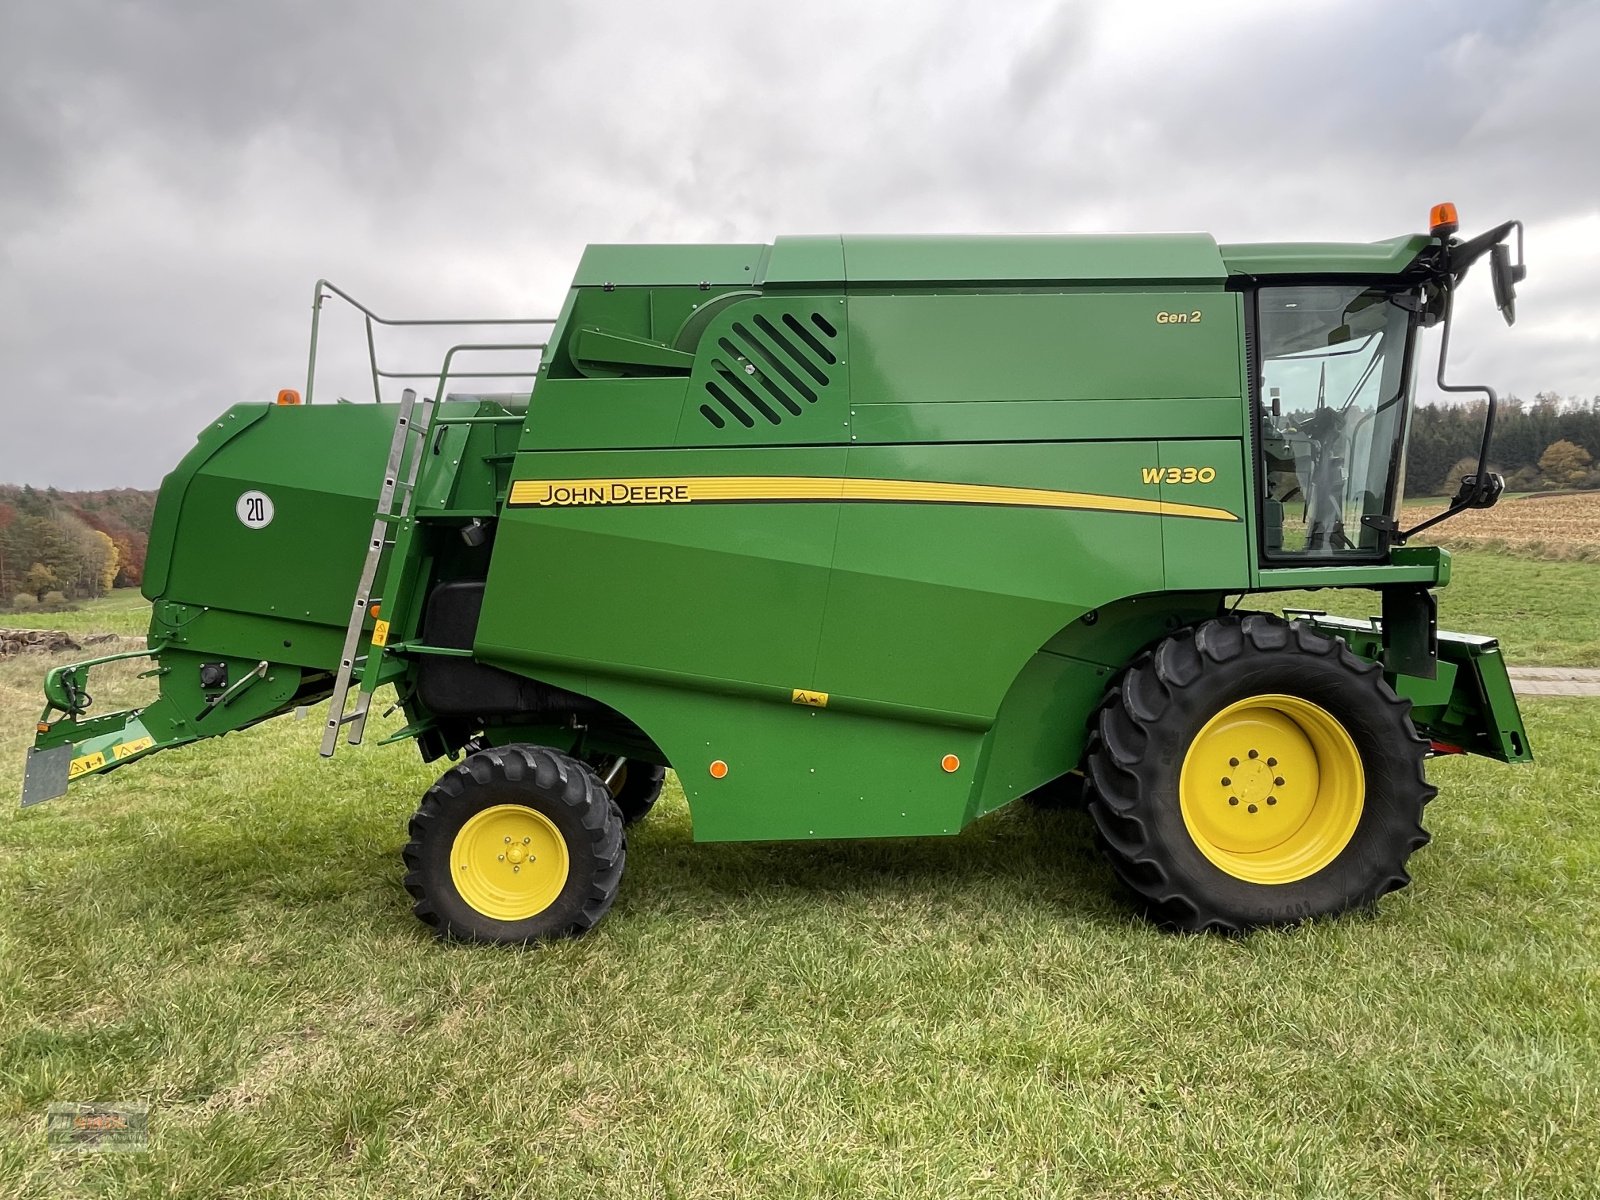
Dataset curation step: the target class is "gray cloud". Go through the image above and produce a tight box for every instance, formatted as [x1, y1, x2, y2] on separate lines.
[2, 0, 1595, 488]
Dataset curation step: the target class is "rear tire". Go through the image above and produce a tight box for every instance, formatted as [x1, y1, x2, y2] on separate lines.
[403, 745, 625, 944]
[591, 756, 667, 826]
[1086, 613, 1434, 933]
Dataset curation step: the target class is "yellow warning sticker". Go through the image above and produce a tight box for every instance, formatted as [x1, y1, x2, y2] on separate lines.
[68, 751, 107, 778]
[112, 737, 156, 761]
[371, 619, 390, 647]
[791, 689, 829, 708]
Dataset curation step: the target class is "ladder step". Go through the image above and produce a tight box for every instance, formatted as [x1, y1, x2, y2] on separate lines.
[345, 693, 375, 747]
[322, 385, 430, 761]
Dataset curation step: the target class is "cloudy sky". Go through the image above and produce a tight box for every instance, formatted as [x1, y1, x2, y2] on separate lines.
[2, 0, 1595, 489]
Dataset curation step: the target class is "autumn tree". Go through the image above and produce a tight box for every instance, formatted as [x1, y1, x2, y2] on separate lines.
[1539, 439, 1593, 488]
[24, 562, 59, 600]
[93, 529, 120, 593]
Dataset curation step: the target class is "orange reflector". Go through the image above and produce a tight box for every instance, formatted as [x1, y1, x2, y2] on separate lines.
[1429, 202, 1459, 237]
[276, 388, 302, 405]
[709, 759, 728, 779]
[37, 722, 50, 734]
[941, 754, 960, 773]
[369, 605, 380, 618]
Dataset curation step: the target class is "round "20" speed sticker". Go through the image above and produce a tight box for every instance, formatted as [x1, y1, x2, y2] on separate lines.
[236, 490, 275, 529]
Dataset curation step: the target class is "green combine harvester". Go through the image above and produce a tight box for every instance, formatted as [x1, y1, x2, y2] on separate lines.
[25, 205, 1532, 941]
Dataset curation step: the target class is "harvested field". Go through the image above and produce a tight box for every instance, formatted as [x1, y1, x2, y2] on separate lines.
[1412, 490, 1600, 560]
[0, 629, 123, 658]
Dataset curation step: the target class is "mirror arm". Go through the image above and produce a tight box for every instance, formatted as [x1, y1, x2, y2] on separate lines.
[1448, 219, 1524, 281]
[1397, 282, 1503, 542]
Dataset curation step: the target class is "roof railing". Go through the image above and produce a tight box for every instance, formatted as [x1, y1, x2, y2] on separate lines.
[302, 279, 558, 406]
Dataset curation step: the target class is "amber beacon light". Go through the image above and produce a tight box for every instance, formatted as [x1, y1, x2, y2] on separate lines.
[1429, 203, 1459, 238]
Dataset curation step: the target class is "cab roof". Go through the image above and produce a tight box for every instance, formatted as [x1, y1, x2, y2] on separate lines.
[570, 232, 1437, 289]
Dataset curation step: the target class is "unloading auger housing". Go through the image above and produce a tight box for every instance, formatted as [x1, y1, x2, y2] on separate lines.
[26, 206, 1532, 941]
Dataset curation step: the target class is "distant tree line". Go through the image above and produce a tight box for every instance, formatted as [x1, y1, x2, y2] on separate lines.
[0, 485, 156, 610]
[1404, 393, 1600, 497]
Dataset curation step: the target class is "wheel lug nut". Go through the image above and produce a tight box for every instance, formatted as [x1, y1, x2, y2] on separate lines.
[1266, 797, 1277, 806]
[1221, 777, 1231, 786]
[504, 837, 511, 844]
[523, 837, 530, 844]
[1228, 796, 1239, 806]
[498, 854, 505, 861]
[513, 865, 520, 872]
[1248, 804, 1258, 813]
[1275, 777, 1285, 786]
[1267, 757, 1278, 767]
[1248, 749, 1259, 759]
[1229, 758, 1239, 768]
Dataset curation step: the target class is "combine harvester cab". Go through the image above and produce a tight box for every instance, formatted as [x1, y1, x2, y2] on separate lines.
[27, 210, 1533, 941]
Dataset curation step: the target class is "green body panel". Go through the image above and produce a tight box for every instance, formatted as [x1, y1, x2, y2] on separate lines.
[571, 326, 697, 374]
[836, 233, 1227, 284]
[484, 444, 847, 687]
[142, 406, 270, 597]
[761, 236, 846, 285]
[1219, 234, 1433, 278]
[151, 403, 397, 625]
[528, 376, 690, 450]
[845, 291, 1237, 404]
[31, 225, 1530, 834]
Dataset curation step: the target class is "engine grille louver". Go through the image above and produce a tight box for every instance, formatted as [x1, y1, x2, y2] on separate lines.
[698, 310, 840, 430]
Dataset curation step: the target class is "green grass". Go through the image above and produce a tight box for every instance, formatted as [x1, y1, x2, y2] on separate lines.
[3, 590, 151, 639]
[1, 579, 1597, 1197]
[1254, 550, 1600, 667]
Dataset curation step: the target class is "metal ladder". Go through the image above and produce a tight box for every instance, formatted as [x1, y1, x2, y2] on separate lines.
[320, 387, 432, 757]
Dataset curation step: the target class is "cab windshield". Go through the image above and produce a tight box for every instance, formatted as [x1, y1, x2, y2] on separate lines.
[1257, 285, 1416, 557]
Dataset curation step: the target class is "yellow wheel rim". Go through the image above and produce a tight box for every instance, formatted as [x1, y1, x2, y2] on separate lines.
[1179, 694, 1364, 885]
[449, 804, 569, 921]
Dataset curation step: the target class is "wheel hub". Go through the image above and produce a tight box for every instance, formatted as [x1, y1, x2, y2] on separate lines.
[450, 804, 569, 921]
[1179, 694, 1364, 884]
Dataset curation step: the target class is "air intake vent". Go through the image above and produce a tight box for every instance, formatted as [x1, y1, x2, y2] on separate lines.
[698, 309, 840, 430]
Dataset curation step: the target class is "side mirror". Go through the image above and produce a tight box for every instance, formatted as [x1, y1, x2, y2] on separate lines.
[1453, 471, 1504, 510]
[1491, 242, 1525, 326]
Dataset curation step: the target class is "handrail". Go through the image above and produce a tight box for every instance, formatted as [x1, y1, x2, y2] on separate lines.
[304, 279, 558, 405]
[428, 343, 549, 423]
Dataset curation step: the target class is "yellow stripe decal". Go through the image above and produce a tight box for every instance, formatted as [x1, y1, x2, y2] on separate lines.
[509, 476, 1238, 522]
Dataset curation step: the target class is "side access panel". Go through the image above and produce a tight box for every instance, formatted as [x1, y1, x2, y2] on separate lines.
[558, 676, 984, 842]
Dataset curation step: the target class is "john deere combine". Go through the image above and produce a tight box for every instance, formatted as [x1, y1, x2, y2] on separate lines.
[25, 206, 1532, 940]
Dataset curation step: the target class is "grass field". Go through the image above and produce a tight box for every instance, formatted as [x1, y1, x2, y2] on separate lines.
[1253, 547, 1600, 667]
[3, 591, 153, 640]
[2, 562, 1598, 1198]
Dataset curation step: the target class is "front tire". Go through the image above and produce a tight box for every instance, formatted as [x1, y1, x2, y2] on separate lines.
[403, 745, 625, 944]
[1086, 614, 1435, 932]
